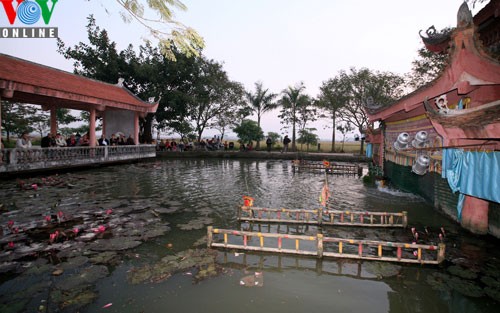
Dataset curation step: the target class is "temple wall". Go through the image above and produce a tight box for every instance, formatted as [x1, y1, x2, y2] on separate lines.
[105, 110, 135, 138]
[384, 160, 500, 238]
[489, 202, 500, 238]
[384, 114, 443, 175]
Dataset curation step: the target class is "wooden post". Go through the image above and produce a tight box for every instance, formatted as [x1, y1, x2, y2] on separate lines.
[134, 111, 139, 145]
[89, 108, 96, 147]
[437, 243, 446, 263]
[318, 208, 323, 225]
[207, 226, 213, 248]
[50, 107, 57, 136]
[317, 234, 323, 258]
[402, 211, 408, 228]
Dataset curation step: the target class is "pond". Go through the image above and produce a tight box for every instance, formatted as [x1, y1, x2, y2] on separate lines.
[0, 159, 499, 313]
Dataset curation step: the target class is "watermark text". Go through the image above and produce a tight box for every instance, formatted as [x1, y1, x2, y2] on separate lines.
[0, 27, 58, 38]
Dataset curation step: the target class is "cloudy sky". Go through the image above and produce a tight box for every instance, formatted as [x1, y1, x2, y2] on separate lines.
[0, 0, 486, 139]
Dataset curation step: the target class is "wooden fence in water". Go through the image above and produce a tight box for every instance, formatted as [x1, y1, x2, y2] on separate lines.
[238, 206, 408, 228]
[292, 160, 362, 176]
[207, 227, 446, 265]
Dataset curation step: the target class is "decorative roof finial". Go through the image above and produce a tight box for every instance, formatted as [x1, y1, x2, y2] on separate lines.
[457, 1, 473, 28]
[117, 77, 125, 87]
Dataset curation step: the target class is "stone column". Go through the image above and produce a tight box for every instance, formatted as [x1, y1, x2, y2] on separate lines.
[461, 195, 489, 235]
[50, 107, 57, 135]
[0, 95, 2, 146]
[134, 112, 139, 145]
[89, 108, 96, 147]
[101, 112, 106, 137]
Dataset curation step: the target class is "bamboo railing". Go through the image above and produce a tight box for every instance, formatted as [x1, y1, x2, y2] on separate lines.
[207, 227, 446, 265]
[238, 206, 408, 228]
[292, 160, 362, 176]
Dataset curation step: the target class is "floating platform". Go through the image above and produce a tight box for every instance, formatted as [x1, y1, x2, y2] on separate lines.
[292, 160, 362, 176]
[207, 227, 445, 265]
[238, 206, 408, 228]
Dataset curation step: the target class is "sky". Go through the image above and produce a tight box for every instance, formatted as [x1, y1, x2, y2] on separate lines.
[0, 0, 487, 140]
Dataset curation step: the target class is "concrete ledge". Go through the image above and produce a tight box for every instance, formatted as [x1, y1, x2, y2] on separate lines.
[156, 150, 369, 163]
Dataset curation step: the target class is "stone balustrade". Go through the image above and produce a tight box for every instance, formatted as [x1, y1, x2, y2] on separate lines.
[0, 145, 156, 173]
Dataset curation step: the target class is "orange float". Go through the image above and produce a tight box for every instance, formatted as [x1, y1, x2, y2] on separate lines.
[243, 196, 254, 207]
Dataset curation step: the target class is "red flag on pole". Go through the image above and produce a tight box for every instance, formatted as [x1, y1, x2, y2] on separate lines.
[319, 183, 330, 206]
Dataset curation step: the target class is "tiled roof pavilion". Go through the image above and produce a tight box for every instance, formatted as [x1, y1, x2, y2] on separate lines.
[0, 53, 158, 113]
[0, 53, 158, 146]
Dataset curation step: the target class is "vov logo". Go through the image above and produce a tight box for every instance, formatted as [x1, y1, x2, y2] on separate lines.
[1, 0, 58, 25]
[0, 0, 58, 38]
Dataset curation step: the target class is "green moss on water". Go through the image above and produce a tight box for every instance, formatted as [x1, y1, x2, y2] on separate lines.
[362, 175, 374, 184]
[447, 265, 478, 280]
[0, 299, 29, 313]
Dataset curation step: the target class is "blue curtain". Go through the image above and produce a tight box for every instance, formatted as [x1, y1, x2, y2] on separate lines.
[442, 149, 500, 220]
[366, 143, 373, 158]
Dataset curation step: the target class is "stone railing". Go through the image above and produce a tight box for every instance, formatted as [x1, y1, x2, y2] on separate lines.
[0, 145, 156, 173]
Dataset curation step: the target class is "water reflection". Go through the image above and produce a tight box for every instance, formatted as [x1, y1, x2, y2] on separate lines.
[0, 159, 499, 313]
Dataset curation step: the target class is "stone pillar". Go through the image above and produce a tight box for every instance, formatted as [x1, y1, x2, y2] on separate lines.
[461, 195, 489, 235]
[134, 112, 139, 145]
[101, 112, 106, 137]
[0, 95, 2, 146]
[89, 108, 96, 147]
[50, 107, 57, 135]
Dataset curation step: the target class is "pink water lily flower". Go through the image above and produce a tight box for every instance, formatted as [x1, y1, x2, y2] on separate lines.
[49, 231, 60, 243]
[94, 225, 106, 233]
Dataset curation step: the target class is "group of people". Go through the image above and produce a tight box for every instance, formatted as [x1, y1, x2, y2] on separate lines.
[157, 139, 190, 152]
[154, 135, 293, 153]
[157, 136, 227, 152]
[14, 131, 135, 149]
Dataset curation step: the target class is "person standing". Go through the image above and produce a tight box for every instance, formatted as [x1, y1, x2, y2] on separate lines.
[98, 134, 109, 146]
[282, 135, 291, 153]
[41, 133, 53, 148]
[16, 132, 32, 149]
[266, 136, 273, 152]
[55, 133, 67, 147]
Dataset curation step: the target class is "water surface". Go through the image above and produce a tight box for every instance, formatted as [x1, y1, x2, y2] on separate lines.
[0, 159, 499, 313]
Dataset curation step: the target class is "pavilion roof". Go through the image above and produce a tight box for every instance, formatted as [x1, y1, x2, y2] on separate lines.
[366, 1, 500, 123]
[0, 53, 158, 115]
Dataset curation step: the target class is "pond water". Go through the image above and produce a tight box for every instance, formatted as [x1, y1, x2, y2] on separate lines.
[0, 159, 499, 313]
